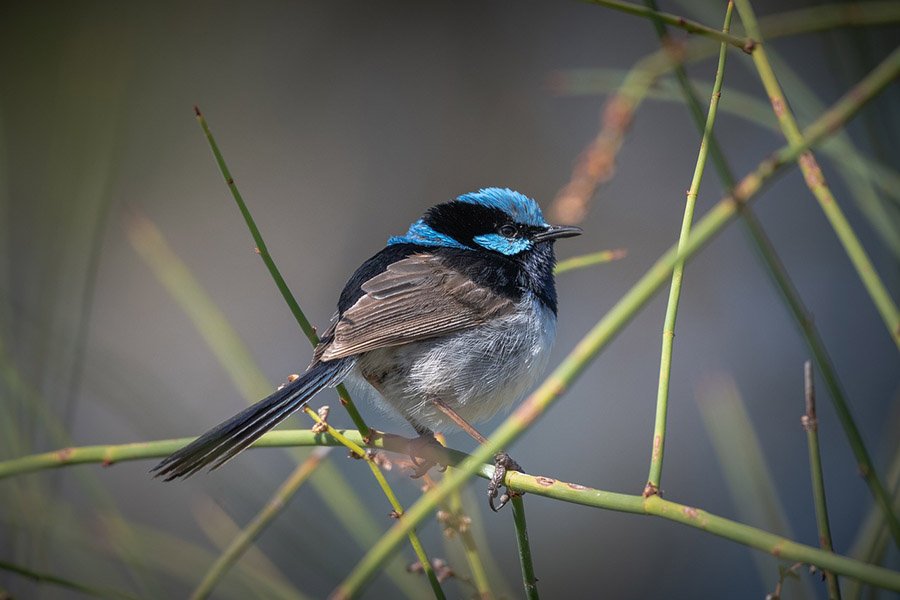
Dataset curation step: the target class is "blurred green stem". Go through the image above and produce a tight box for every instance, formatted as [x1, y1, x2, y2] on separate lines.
[802, 362, 841, 600]
[643, 0, 733, 497]
[0, 559, 138, 600]
[190, 448, 330, 600]
[554, 248, 627, 274]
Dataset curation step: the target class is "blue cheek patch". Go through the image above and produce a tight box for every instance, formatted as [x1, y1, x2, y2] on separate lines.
[388, 219, 468, 249]
[473, 233, 531, 255]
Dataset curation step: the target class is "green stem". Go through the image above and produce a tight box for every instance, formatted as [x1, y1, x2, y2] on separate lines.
[190, 448, 330, 600]
[444, 487, 494, 599]
[5, 431, 899, 592]
[193, 106, 370, 439]
[733, 0, 900, 352]
[583, 0, 754, 51]
[301, 408, 446, 600]
[644, 0, 733, 497]
[0, 559, 139, 600]
[802, 362, 842, 600]
[554, 248, 627, 274]
[510, 496, 539, 600]
[331, 49, 900, 597]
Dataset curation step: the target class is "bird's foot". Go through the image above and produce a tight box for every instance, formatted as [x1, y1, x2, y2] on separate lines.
[488, 452, 523, 512]
[406, 432, 447, 479]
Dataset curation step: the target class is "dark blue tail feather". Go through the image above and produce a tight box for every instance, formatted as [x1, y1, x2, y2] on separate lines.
[152, 359, 353, 480]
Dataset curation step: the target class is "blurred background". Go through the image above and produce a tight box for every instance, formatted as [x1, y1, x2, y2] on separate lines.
[1, 0, 898, 598]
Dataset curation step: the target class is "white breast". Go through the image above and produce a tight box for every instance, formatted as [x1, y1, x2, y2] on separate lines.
[353, 295, 557, 432]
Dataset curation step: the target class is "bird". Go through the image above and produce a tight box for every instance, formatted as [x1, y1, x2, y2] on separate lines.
[152, 187, 581, 510]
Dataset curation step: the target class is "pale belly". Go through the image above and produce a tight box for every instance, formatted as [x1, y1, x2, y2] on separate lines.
[351, 296, 557, 432]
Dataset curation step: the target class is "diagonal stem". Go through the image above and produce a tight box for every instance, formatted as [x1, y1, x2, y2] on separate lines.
[190, 448, 331, 600]
[194, 106, 370, 439]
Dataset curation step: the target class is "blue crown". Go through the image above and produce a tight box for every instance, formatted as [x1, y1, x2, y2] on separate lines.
[456, 188, 547, 227]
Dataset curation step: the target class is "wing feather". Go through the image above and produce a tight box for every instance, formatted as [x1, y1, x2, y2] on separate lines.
[316, 253, 514, 361]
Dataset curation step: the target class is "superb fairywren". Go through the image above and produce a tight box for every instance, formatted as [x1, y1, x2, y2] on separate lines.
[153, 188, 581, 509]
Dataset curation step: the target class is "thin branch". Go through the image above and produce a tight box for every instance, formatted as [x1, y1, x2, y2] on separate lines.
[332, 47, 900, 597]
[644, 0, 734, 498]
[510, 496, 539, 599]
[582, 0, 755, 51]
[193, 106, 371, 439]
[802, 362, 842, 600]
[554, 249, 627, 274]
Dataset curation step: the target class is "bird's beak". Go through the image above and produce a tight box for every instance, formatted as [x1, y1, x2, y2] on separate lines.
[533, 224, 583, 242]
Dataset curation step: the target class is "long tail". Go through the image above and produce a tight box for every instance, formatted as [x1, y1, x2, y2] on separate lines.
[152, 359, 353, 481]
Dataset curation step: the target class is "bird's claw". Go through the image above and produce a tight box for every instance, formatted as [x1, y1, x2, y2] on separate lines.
[407, 433, 445, 479]
[488, 452, 522, 512]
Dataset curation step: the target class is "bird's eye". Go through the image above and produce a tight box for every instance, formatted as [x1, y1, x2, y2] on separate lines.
[499, 224, 517, 238]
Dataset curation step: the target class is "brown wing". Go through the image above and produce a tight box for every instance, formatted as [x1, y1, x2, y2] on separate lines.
[315, 253, 514, 361]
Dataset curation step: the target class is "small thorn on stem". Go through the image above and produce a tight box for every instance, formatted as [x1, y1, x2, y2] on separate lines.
[642, 482, 661, 498]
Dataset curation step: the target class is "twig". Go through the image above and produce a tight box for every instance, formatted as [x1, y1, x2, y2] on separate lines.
[331, 47, 900, 597]
[510, 496, 539, 599]
[802, 362, 842, 600]
[441, 484, 494, 599]
[644, 0, 734, 498]
[554, 249, 627, 274]
[582, 0, 755, 51]
[193, 106, 371, 439]
[190, 448, 331, 600]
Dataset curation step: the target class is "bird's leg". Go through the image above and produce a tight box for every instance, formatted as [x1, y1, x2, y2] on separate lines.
[405, 418, 447, 479]
[429, 397, 522, 512]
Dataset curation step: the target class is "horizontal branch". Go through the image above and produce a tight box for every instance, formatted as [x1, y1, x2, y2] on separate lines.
[1, 431, 898, 591]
